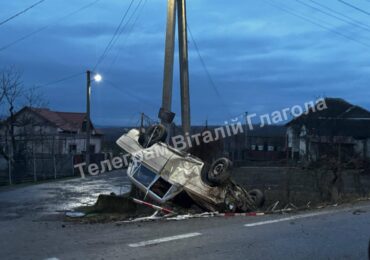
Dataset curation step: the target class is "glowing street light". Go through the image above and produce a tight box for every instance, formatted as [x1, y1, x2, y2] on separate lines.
[93, 73, 102, 82]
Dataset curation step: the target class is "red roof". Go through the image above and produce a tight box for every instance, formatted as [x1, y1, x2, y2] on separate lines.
[30, 108, 88, 133]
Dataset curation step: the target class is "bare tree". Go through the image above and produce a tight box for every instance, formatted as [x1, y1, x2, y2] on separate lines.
[24, 85, 48, 108]
[0, 67, 47, 184]
[0, 67, 23, 162]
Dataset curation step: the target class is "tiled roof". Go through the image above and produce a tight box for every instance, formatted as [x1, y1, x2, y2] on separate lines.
[31, 108, 86, 132]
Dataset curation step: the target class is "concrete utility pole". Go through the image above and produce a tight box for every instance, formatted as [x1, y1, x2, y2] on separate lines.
[177, 0, 191, 135]
[162, 0, 191, 135]
[162, 0, 176, 114]
[86, 70, 91, 168]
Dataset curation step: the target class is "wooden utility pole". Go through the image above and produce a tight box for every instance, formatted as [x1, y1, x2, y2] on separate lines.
[162, 0, 191, 135]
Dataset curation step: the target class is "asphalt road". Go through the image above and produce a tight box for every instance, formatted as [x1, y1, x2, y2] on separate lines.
[0, 171, 369, 260]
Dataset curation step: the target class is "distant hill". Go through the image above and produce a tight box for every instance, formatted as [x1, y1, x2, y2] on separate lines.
[97, 126, 133, 142]
[98, 124, 286, 142]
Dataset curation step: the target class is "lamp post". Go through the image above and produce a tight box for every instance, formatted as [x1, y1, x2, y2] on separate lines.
[86, 70, 102, 169]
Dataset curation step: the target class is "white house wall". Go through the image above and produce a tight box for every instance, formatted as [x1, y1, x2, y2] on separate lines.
[63, 136, 102, 154]
[287, 126, 300, 153]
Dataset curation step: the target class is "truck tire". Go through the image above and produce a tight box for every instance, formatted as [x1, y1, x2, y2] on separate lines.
[248, 189, 265, 208]
[207, 158, 232, 186]
[144, 124, 167, 147]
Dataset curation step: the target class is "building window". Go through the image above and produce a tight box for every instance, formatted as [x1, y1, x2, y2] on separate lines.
[69, 144, 77, 154]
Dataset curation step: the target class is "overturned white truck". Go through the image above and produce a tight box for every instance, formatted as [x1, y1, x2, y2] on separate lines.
[117, 124, 264, 212]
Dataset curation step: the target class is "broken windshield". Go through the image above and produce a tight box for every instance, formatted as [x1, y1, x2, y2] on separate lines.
[132, 165, 157, 187]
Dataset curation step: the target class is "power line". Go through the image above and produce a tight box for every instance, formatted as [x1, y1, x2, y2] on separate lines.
[105, 0, 144, 61]
[308, 0, 370, 31]
[0, 0, 47, 27]
[107, 0, 147, 72]
[187, 25, 232, 118]
[262, 0, 370, 48]
[93, 0, 135, 70]
[104, 80, 158, 109]
[338, 0, 370, 16]
[0, 0, 101, 52]
[296, 0, 370, 33]
[37, 72, 84, 87]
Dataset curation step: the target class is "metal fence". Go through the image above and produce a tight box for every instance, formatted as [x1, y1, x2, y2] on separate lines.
[0, 153, 109, 186]
[0, 133, 108, 185]
[0, 154, 75, 185]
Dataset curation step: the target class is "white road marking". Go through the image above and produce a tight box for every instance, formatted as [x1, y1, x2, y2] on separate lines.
[128, 232, 202, 248]
[244, 206, 369, 227]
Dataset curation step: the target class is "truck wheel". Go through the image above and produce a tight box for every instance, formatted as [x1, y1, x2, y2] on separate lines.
[248, 189, 265, 208]
[207, 158, 232, 186]
[144, 124, 167, 147]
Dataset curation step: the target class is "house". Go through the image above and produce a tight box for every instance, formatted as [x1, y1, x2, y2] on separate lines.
[0, 106, 103, 156]
[286, 98, 370, 162]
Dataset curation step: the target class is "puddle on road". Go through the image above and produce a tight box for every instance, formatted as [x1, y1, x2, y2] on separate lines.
[0, 175, 131, 221]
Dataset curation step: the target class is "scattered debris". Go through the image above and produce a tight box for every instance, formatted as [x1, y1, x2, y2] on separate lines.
[266, 201, 280, 212]
[118, 210, 266, 223]
[131, 198, 176, 214]
[265, 201, 311, 214]
[116, 211, 164, 224]
[165, 212, 219, 221]
[64, 194, 370, 224]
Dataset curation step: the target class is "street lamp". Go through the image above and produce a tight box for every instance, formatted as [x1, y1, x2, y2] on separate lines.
[86, 70, 102, 169]
[94, 73, 102, 83]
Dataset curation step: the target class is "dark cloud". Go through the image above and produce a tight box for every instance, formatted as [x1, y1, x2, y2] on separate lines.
[0, 0, 370, 125]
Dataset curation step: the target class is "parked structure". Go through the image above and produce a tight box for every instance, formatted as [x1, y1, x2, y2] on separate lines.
[286, 98, 370, 161]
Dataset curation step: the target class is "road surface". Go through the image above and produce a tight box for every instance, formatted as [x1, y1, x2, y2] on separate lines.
[0, 171, 369, 260]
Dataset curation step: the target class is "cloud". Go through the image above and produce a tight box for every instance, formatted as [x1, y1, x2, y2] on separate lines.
[0, 0, 370, 125]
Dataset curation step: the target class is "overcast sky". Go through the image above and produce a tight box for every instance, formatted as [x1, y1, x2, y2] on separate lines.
[1, 0, 370, 126]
